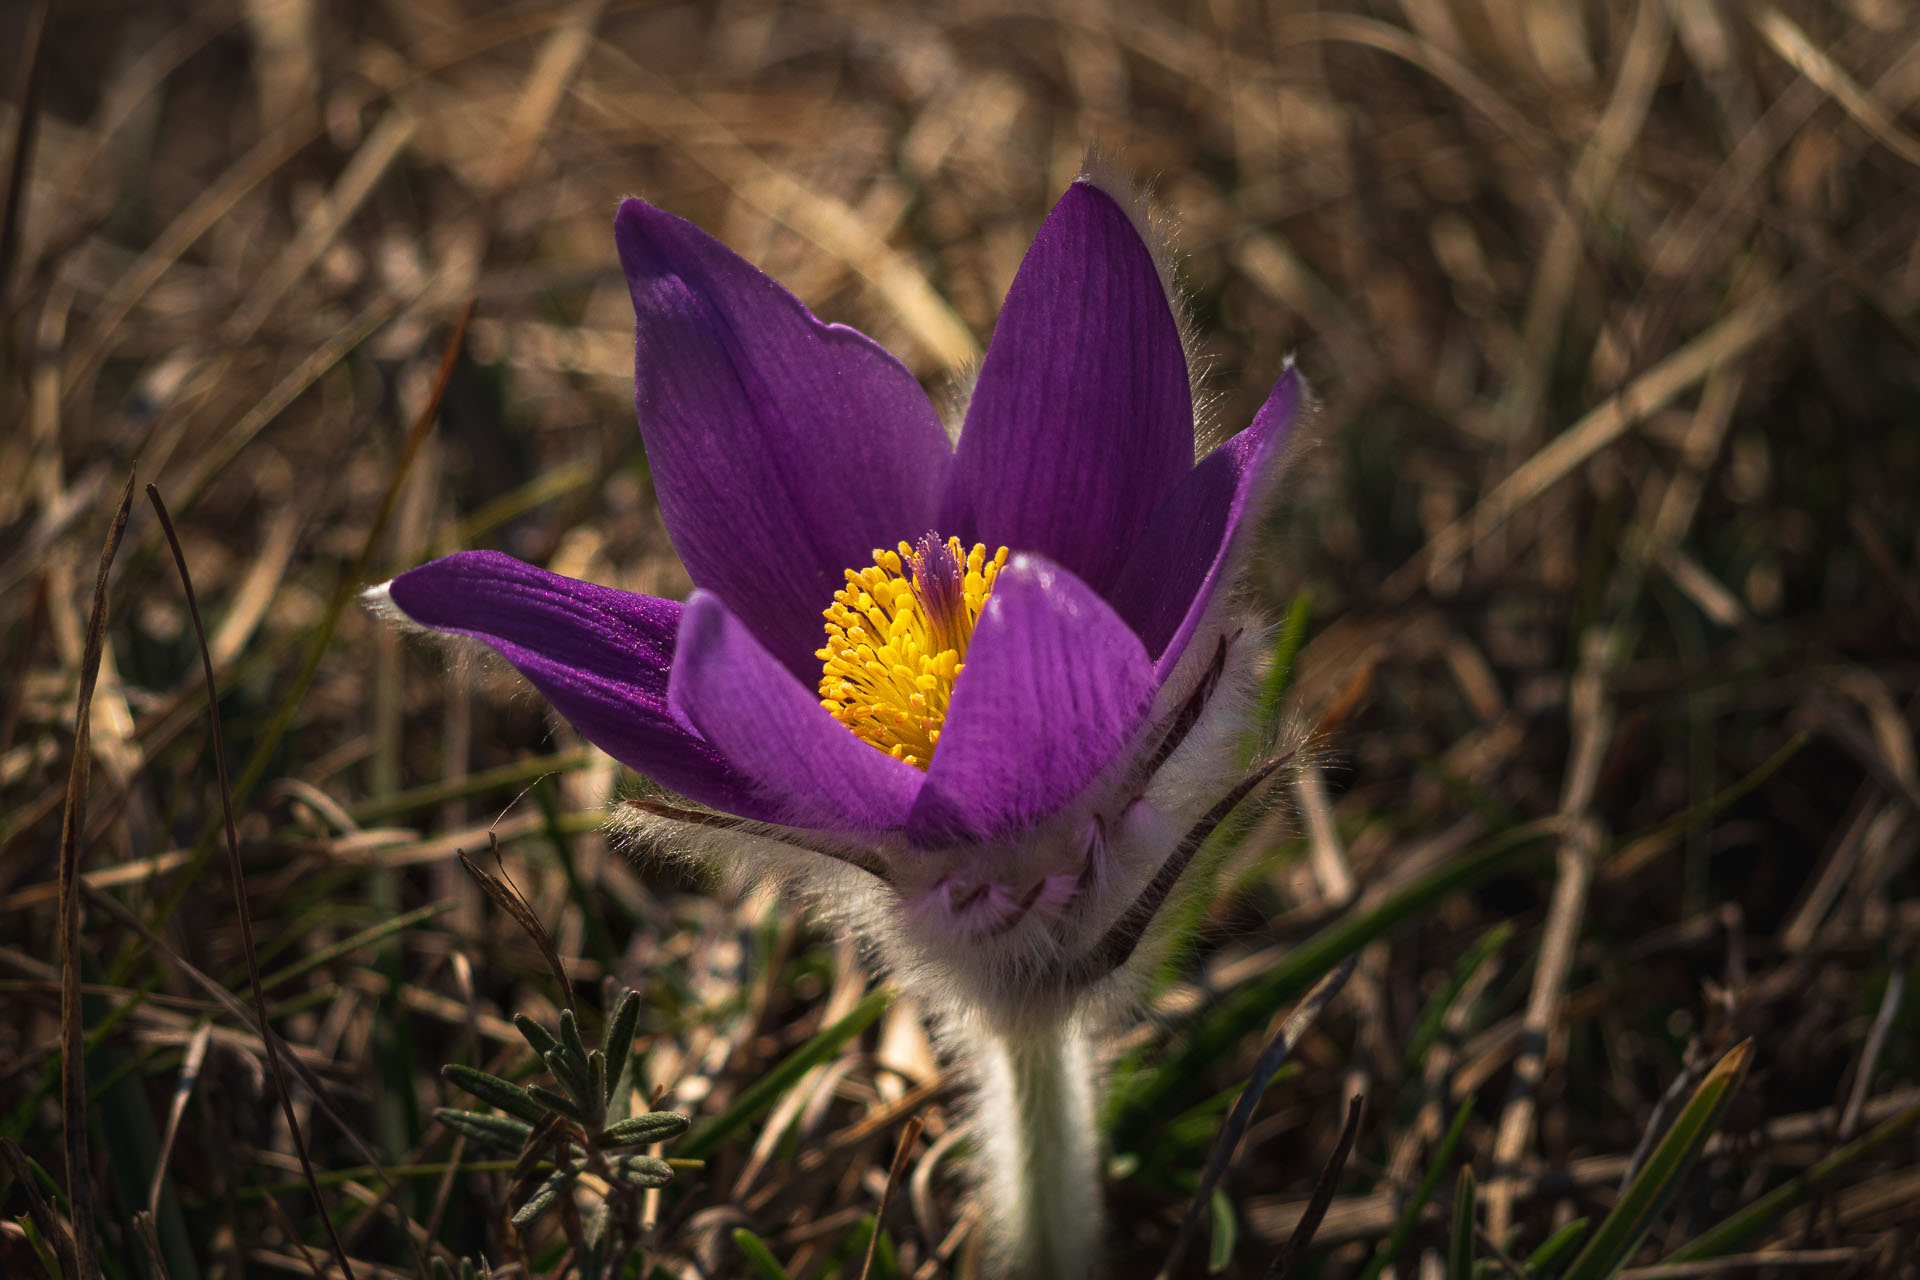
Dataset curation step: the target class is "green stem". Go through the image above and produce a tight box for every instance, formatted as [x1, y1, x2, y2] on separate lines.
[971, 1017, 1102, 1279]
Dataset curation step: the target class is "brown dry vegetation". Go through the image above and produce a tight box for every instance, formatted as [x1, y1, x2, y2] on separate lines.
[3, 0, 1919, 1277]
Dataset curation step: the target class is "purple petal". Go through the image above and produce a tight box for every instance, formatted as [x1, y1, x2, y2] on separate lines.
[906, 555, 1155, 846]
[385, 551, 758, 815]
[668, 591, 924, 832]
[616, 199, 952, 679]
[1112, 368, 1303, 676]
[939, 181, 1193, 594]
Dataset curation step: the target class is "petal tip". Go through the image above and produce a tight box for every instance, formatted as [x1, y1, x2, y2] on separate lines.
[686, 587, 734, 634]
[613, 197, 697, 284]
[613, 195, 657, 236]
[361, 579, 405, 626]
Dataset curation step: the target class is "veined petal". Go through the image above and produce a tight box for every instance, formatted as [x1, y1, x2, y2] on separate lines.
[906, 555, 1155, 846]
[939, 180, 1192, 594]
[669, 591, 924, 832]
[385, 551, 757, 815]
[1113, 367, 1303, 676]
[616, 199, 952, 679]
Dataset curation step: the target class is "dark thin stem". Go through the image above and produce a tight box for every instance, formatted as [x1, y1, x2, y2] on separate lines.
[1159, 956, 1357, 1280]
[1067, 750, 1293, 989]
[56, 471, 133, 1280]
[1265, 1095, 1367, 1280]
[147, 484, 358, 1280]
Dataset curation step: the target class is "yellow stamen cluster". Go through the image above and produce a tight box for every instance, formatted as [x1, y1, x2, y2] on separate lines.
[817, 536, 1010, 769]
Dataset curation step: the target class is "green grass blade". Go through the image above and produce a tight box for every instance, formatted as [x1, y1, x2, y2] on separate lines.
[1661, 1098, 1920, 1263]
[1560, 1039, 1753, 1280]
[1359, 1099, 1472, 1280]
[256, 900, 453, 994]
[680, 988, 891, 1160]
[1608, 733, 1809, 868]
[346, 747, 594, 824]
[1115, 822, 1553, 1144]
[1406, 922, 1510, 1073]
[730, 1227, 792, 1279]
[1448, 1166, 1475, 1280]
[1256, 590, 1314, 730]
[1207, 1185, 1238, 1274]
[1522, 1219, 1589, 1277]
[80, 956, 201, 1280]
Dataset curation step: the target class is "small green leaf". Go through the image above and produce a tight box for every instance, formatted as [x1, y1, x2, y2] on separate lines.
[559, 1007, 590, 1069]
[1448, 1167, 1475, 1280]
[526, 1082, 588, 1124]
[608, 1154, 675, 1188]
[1560, 1040, 1753, 1280]
[545, 1045, 590, 1102]
[584, 1200, 611, 1248]
[1522, 1219, 1589, 1277]
[442, 1063, 545, 1124]
[602, 990, 642, 1104]
[514, 1013, 558, 1057]
[1206, 1186, 1237, 1273]
[601, 1112, 692, 1146]
[434, 1107, 534, 1149]
[512, 1164, 580, 1228]
[1360, 1100, 1472, 1280]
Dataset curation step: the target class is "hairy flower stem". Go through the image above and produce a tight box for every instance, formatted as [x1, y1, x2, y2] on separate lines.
[970, 1016, 1102, 1279]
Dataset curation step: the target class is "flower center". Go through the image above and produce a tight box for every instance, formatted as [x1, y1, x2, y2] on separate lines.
[817, 534, 1010, 769]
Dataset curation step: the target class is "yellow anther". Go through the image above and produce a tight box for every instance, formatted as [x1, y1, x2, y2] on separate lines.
[818, 534, 1008, 770]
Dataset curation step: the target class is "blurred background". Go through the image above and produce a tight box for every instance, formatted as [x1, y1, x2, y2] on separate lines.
[3, 0, 1919, 1276]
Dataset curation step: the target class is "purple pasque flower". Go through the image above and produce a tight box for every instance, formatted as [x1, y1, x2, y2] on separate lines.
[372, 174, 1301, 1018]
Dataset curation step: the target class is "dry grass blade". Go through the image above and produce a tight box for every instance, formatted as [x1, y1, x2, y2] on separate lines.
[1487, 628, 1616, 1236]
[54, 470, 134, 1280]
[1503, 0, 1670, 446]
[1277, 12, 1565, 187]
[858, 1114, 924, 1280]
[145, 483, 357, 1280]
[216, 296, 471, 822]
[1385, 278, 1806, 598]
[1618, 1249, 1862, 1279]
[1839, 965, 1904, 1141]
[57, 124, 312, 396]
[459, 841, 574, 1008]
[74, 880, 426, 1252]
[161, 296, 401, 528]
[1264, 1094, 1366, 1280]
[2, 1136, 81, 1280]
[224, 110, 418, 343]
[486, 0, 606, 197]
[0, 0, 51, 308]
[131, 1211, 174, 1280]
[146, 1020, 212, 1218]
[1753, 6, 1920, 172]
[1158, 954, 1358, 1280]
[573, 50, 979, 371]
